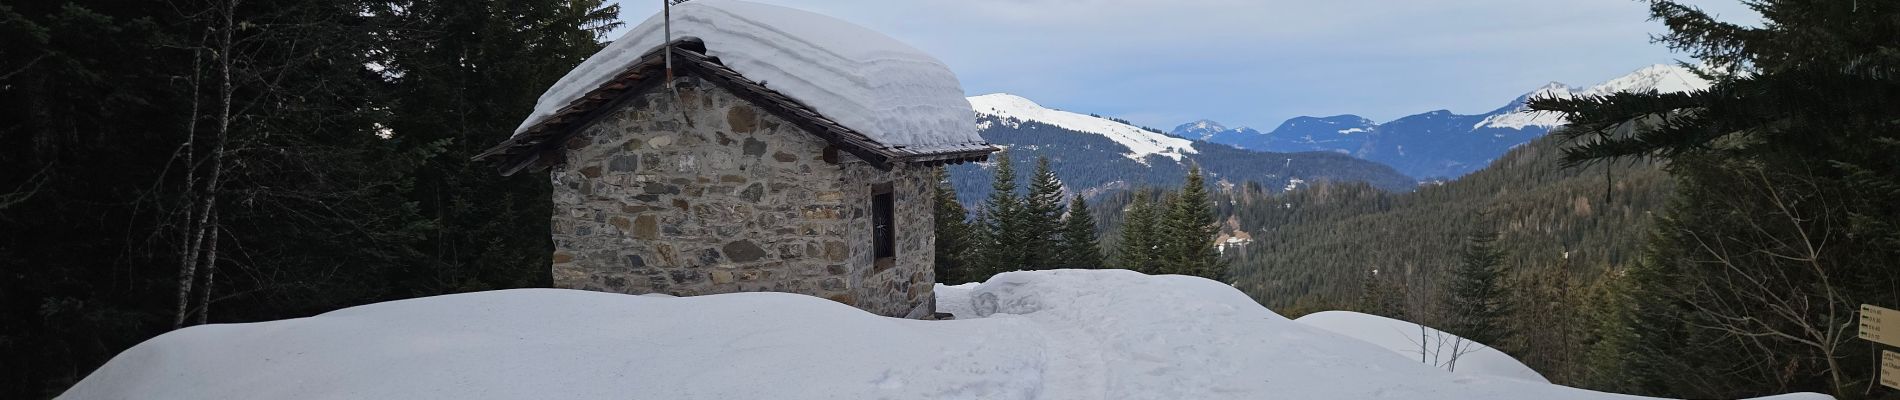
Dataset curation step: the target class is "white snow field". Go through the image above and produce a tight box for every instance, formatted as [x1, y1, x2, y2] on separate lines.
[1295, 310, 1547, 383]
[514, 0, 984, 153]
[62, 269, 1832, 400]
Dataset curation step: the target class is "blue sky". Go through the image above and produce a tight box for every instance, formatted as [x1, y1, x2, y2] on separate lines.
[609, 0, 1759, 131]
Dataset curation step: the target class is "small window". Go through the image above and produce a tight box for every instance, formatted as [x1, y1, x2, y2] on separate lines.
[872, 183, 895, 262]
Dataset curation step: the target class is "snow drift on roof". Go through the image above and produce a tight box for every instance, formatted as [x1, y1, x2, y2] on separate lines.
[515, 0, 983, 152]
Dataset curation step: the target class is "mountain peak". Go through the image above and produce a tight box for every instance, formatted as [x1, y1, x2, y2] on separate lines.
[968, 93, 1196, 162]
[1475, 65, 1714, 131]
[1582, 64, 1712, 96]
[1522, 82, 1575, 102]
[1180, 119, 1228, 132]
[1172, 119, 1258, 141]
[968, 93, 1045, 112]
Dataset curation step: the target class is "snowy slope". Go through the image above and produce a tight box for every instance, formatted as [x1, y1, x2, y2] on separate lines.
[63, 270, 1829, 400]
[969, 93, 1197, 162]
[516, 0, 983, 152]
[1296, 311, 1547, 383]
[1474, 64, 1714, 130]
[1472, 82, 1576, 130]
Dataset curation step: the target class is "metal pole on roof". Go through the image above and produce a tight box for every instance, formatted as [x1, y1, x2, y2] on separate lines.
[664, 0, 674, 90]
[662, 0, 694, 128]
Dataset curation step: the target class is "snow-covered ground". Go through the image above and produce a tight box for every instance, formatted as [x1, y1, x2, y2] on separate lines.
[1296, 311, 1547, 383]
[61, 270, 1828, 400]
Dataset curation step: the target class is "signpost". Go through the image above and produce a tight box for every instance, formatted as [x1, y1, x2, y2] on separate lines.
[1863, 304, 1900, 347]
[1867, 304, 1900, 391]
[1883, 351, 1900, 391]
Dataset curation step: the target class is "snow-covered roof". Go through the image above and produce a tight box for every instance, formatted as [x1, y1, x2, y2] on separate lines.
[486, 0, 989, 172]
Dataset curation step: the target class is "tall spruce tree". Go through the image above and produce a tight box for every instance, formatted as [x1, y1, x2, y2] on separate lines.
[1115, 191, 1161, 272]
[1162, 166, 1221, 279]
[0, 0, 619, 396]
[1527, 1, 1900, 397]
[1443, 229, 1509, 346]
[976, 150, 1025, 278]
[1022, 156, 1066, 269]
[1055, 195, 1104, 269]
[384, 0, 620, 294]
[931, 168, 976, 284]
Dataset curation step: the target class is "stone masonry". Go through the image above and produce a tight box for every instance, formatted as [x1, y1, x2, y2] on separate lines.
[547, 77, 936, 318]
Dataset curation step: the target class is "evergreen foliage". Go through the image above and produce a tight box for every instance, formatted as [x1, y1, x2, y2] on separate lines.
[1086, 130, 1667, 387]
[959, 153, 1113, 281]
[1180, 133, 1671, 312]
[1113, 191, 1163, 273]
[975, 149, 1027, 277]
[1054, 195, 1104, 269]
[932, 168, 977, 284]
[0, 0, 615, 396]
[1442, 229, 1510, 346]
[1159, 165, 1222, 280]
[1524, 1, 1900, 397]
[1021, 156, 1066, 268]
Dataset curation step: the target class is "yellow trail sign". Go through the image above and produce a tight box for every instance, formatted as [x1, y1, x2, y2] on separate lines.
[1883, 351, 1900, 391]
[1862, 304, 1900, 347]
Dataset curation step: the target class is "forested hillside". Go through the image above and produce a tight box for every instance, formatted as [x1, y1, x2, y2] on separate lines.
[1071, 132, 1668, 387]
[1218, 134, 1669, 310]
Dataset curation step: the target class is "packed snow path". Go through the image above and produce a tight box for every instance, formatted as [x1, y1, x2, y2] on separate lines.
[62, 270, 1828, 400]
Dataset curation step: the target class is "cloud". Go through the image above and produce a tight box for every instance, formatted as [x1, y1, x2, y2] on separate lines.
[610, 0, 1759, 130]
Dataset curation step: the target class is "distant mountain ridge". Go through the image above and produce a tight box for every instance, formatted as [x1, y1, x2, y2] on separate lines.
[946, 94, 1415, 206]
[1172, 64, 1712, 179]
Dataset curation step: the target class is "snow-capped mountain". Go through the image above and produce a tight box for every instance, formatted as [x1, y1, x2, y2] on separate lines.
[1171, 119, 1263, 143]
[949, 93, 1415, 205]
[1474, 64, 1713, 130]
[1195, 64, 1714, 179]
[969, 93, 1195, 163]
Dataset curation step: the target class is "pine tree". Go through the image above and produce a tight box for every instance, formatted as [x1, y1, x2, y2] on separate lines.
[1021, 156, 1066, 269]
[385, 0, 620, 293]
[1444, 229, 1509, 346]
[1115, 190, 1162, 273]
[1161, 166, 1221, 279]
[931, 168, 976, 284]
[1054, 195, 1103, 269]
[1356, 268, 1384, 315]
[1525, 1, 1900, 396]
[975, 150, 1024, 278]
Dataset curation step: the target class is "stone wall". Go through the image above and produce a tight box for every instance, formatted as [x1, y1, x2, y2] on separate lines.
[843, 166, 936, 318]
[546, 76, 935, 318]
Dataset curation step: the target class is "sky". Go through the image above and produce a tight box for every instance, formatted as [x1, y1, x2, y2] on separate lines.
[607, 0, 1760, 131]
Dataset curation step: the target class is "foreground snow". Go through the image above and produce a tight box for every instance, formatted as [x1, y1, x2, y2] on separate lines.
[1296, 311, 1547, 383]
[63, 270, 1828, 400]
